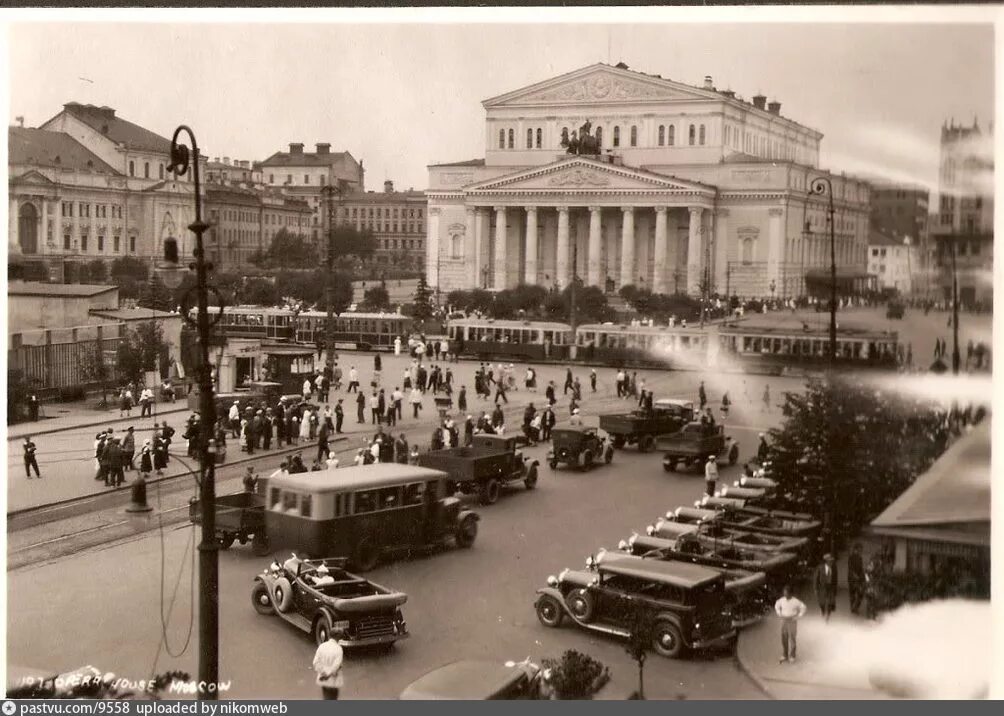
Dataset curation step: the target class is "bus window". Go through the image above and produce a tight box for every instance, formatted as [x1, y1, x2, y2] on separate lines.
[403, 482, 425, 506]
[270, 487, 282, 511]
[354, 490, 376, 514]
[282, 491, 298, 513]
[378, 486, 401, 510]
[300, 494, 313, 518]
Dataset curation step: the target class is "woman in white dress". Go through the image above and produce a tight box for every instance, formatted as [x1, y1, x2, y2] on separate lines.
[299, 408, 312, 441]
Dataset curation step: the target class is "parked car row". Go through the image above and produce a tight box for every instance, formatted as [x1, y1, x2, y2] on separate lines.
[532, 467, 823, 660]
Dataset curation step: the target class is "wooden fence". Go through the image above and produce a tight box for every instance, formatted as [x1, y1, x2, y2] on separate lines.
[8, 323, 123, 395]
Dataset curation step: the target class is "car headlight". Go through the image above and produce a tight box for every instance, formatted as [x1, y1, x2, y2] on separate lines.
[585, 555, 595, 569]
[547, 575, 558, 587]
[617, 539, 628, 551]
[646, 524, 655, 536]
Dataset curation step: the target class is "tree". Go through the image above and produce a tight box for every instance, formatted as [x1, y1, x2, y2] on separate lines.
[9, 261, 50, 282]
[86, 259, 108, 283]
[412, 275, 435, 321]
[117, 321, 170, 387]
[140, 276, 177, 312]
[258, 229, 317, 269]
[540, 650, 610, 699]
[361, 284, 390, 311]
[241, 277, 281, 306]
[326, 225, 376, 261]
[79, 342, 112, 408]
[764, 377, 952, 551]
[110, 256, 149, 283]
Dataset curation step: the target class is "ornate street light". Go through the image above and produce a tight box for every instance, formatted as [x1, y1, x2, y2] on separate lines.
[163, 125, 224, 701]
[809, 177, 838, 365]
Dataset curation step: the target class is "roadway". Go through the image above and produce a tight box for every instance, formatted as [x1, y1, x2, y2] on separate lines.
[7, 365, 793, 699]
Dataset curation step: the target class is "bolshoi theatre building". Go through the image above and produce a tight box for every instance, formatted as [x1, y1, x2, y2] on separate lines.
[426, 62, 873, 299]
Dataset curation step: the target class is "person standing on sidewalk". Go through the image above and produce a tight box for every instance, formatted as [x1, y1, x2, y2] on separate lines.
[847, 544, 866, 615]
[122, 427, 136, 471]
[334, 399, 344, 434]
[704, 455, 718, 496]
[23, 436, 41, 478]
[814, 553, 838, 622]
[774, 584, 807, 663]
[312, 634, 345, 700]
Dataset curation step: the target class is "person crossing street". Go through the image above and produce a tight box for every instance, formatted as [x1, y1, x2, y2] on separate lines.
[23, 436, 41, 479]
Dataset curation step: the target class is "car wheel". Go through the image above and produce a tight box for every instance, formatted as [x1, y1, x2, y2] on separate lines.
[548, 460, 558, 470]
[313, 611, 334, 646]
[251, 582, 275, 615]
[729, 444, 739, 465]
[580, 449, 594, 471]
[217, 533, 236, 550]
[271, 577, 294, 613]
[524, 464, 538, 490]
[251, 533, 271, 557]
[639, 435, 656, 452]
[535, 595, 564, 628]
[652, 620, 684, 659]
[612, 436, 625, 449]
[567, 588, 595, 622]
[481, 478, 501, 505]
[455, 514, 478, 548]
[353, 540, 380, 572]
[604, 446, 614, 464]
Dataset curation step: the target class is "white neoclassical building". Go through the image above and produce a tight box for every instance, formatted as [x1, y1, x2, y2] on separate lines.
[426, 63, 872, 298]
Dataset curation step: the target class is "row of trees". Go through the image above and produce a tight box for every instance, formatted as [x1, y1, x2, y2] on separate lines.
[249, 226, 377, 270]
[618, 285, 703, 322]
[445, 280, 615, 324]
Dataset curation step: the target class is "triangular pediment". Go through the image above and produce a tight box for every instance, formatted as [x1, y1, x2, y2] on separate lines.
[11, 169, 57, 186]
[484, 63, 719, 108]
[465, 158, 713, 195]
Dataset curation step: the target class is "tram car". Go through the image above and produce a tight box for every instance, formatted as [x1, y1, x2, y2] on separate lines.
[295, 311, 415, 351]
[448, 318, 574, 362]
[574, 322, 712, 369]
[717, 325, 900, 372]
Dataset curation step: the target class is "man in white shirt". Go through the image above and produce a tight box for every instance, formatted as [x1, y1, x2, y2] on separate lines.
[312, 634, 345, 699]
[774, 584, 807, 663]
[347, 367, 359, 393]
[704, 455, 719, 496]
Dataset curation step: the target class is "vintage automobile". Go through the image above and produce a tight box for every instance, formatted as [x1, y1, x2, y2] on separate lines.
[418, 434, 539, 505]
[632, 531, 796, 579]
[189, 491, 270, 555]
[252, 555, 409, 648]
[659, 422, 739, 472]
[534, 552, 735, 658]
[660, 506, 721, 526]
[692, 497, 822, 537]
[266, 464, 480, 571]
[602, 547, 769, 628]
[400, 659, 544, 700]
[547, 426, 614, 471]
[736, 475, 778, 490]
[664, 518, 810, 554]
[599, 398, 695, 452]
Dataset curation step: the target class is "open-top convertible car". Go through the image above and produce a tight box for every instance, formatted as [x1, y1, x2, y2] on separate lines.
[665, 519, 809, 554]
[602, 547, 769, 628]
[547, 426, 614, 471]
[252, 554, 409, 648]
[690, 498, 822, 537]
[633, 530, 796, 579]
[534, 551, 735, 658]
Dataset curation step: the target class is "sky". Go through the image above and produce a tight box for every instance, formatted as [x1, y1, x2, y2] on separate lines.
[4, 16, 995, 196]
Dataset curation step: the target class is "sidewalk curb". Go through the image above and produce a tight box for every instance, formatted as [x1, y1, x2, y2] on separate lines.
[7, 405, 191, 441]
[735, 629, 778, 700]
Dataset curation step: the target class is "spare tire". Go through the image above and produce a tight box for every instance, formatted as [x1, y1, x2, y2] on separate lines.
[353, 539, 380, 572]
[271, 577, 294, 613]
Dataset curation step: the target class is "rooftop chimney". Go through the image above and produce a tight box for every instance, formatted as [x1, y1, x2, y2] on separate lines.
[289, 143, 304, 154]
[213, 157, 220, 163]
[767, 100, 781, 115]
[384, 180, 394, 194]
[752, 94, 767, 110]
[316, 143, 331, 155]
[15, 116, 24, 128]
[703, 75, 714, 90]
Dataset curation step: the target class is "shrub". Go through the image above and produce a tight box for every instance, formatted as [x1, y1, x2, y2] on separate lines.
[541, 650, 610, 700]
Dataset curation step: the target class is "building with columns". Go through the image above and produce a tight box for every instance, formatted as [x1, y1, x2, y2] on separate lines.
[426, 63, 872, 299]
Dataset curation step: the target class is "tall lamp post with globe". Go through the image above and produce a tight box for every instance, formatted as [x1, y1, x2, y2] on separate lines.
[154, 125, 224, 701]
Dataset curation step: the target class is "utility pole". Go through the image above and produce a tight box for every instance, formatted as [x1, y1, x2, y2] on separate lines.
[323, 181, 343, 375]
[951, 237, 961, 374]
[809, 177, 838, 365]
[569, 238, 578, 358]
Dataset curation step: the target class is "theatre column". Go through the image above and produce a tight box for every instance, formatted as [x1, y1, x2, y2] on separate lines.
[587, 206, 602, 286]
[524, 206, 538, 284]
[767, 207, 784, 290]
[620, 207, 635, 288]
[687, 206, 704, 295]
[652, 206, 668, 294]
[556, 206, 570, 288]
[465, 206, 477, 282]
[493, 206, 507, 289]
[715, 209, 729, 291]
[427, 207, 440, 288]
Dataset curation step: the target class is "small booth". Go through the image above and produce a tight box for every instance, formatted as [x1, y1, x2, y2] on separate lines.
[260, 344, 317, 394]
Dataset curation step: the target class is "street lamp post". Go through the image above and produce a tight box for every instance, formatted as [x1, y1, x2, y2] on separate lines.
[950, 237, 961, 374]
[158, 126, 222, 700]
[809, 177, 838, 365]
[322, 181, 347, 375]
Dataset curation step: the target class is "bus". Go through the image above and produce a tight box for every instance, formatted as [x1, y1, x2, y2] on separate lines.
[265, 464, 480, 571]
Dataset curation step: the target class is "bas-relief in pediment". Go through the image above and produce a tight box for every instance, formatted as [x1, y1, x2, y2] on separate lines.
[508, 71, 698, 106]
[471, 165, 701, 194]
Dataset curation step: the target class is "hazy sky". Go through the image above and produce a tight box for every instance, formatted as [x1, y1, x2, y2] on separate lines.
[6, 19, 995, 195]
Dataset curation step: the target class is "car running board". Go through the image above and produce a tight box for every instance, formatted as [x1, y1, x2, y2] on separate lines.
[275, 609, 313, 634]
[561, 609, 631, 638]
